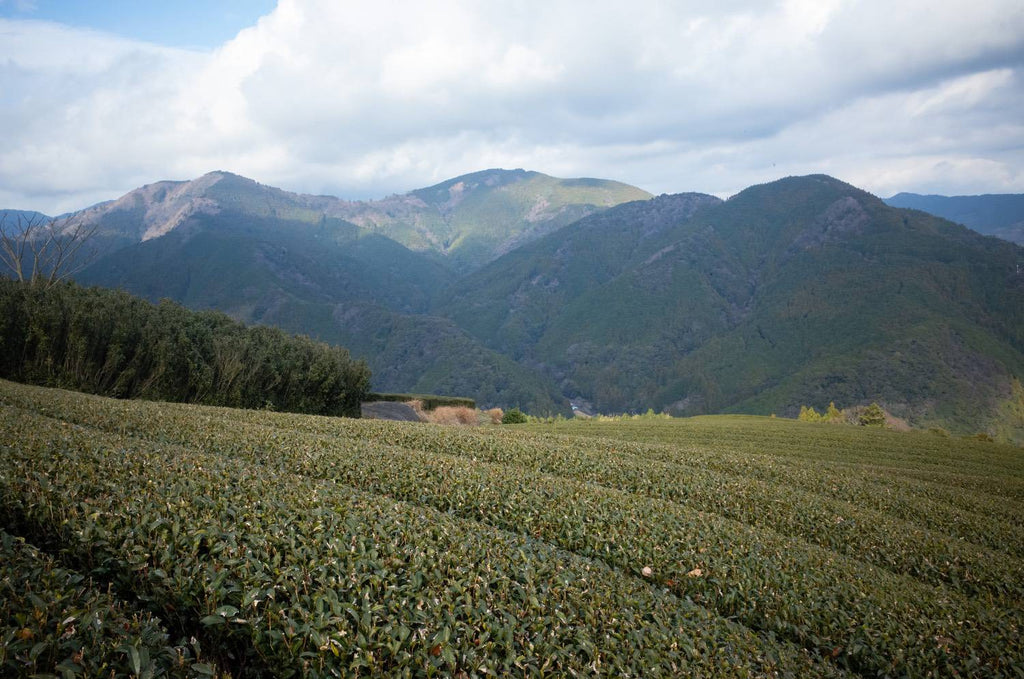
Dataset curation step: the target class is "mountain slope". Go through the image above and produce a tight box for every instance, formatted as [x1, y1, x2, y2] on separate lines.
[324, 303, 567, 413]
[440, 192, 723, 357]
[441, 175, 1024, 434]
[77, 211, 453, 316]
[884, 192, 1024, 244]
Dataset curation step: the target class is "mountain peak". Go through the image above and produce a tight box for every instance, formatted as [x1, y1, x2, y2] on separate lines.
[727, 174, 882, 213]
[411, 168, 542, 202]
[47, 169, 653, 271]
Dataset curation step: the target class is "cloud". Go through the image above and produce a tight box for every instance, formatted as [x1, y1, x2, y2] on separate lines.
[1, 0, 1022, 212]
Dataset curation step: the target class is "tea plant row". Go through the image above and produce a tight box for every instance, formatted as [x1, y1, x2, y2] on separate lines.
[6, 380, 1019, 600]
[2, 382, 1021, 676]
[0, 401, 847, 678]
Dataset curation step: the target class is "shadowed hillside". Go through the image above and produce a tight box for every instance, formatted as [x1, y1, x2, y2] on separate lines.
[440, 175, 1024, 436]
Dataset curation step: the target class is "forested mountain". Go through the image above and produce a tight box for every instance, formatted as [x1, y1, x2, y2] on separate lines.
[16, 168, 642, 413]
[884, 192, 1024, 244]
[4, 171, 1022, 437]
[442, 175, 1024, 435]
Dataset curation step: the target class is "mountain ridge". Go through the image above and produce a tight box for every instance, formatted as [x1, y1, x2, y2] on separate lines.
[54, 169, 652, 272]
[884, 192, 1024, 244]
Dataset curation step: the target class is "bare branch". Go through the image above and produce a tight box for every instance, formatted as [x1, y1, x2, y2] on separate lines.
[0, 213, 24, 281]
[45, 218, 100, 285]
[0, 211, 98, 288]
[0, 213, 45, 283]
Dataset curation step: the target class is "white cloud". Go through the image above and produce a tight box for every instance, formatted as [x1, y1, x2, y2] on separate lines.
[1, 0, 1022, 213]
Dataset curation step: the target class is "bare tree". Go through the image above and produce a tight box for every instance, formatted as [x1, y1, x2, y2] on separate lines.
[0, 212, 99, 288]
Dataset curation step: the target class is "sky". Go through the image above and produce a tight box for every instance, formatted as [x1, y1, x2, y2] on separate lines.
[1, 0, 1022, 214]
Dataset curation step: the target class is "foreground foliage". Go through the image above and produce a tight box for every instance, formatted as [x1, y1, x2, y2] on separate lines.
[0, 531, 213, 678]
[1, 380, 1022, 676]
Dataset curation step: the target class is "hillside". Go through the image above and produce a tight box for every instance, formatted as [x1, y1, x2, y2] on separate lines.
[442, 175, 1024, 435]
[76, 210, 453, 317]
[0, 209, 51, 226]
[1, 380, 1021, 676]
[885, 192, 1024, 244]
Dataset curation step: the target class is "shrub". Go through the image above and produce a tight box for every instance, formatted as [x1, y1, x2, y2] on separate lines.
[407, 401, 480, 425]
[366, 392, 476, 410]
[502, 408, 528, 424]
[429, 406, 479, 425]
[859, 402, 886, 427]
[485, 407, 504, 424]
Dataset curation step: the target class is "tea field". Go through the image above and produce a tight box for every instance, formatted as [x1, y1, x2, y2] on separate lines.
[1, 379, 1021, 677]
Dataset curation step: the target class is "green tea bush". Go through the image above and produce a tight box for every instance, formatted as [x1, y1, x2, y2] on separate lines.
[0, 531, 213, 678]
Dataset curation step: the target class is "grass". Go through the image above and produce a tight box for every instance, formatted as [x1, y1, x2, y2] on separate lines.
[1, 379, 1021, 677]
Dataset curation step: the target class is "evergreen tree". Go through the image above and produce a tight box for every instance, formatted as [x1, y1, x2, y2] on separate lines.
[859, 402, 886, 427]
[798, 405, 822, 422]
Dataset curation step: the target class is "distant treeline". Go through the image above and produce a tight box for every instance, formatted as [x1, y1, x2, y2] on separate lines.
[0, 279, 370, 416]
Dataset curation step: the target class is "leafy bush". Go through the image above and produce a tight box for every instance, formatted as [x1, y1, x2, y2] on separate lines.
[800, 402, 879, 427]
[502, 407, 528, 424]
[0, 531, 213, 678]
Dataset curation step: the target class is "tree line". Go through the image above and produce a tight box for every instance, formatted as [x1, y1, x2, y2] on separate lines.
[0, 279, 370, 416]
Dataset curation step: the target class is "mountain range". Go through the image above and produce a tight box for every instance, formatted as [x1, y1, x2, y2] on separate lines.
[4, 170, 1023, 438]
[884, 192, 1024, 245]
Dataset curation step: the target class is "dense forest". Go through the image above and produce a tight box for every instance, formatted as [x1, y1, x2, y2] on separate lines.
[0, 279, 370, 416]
